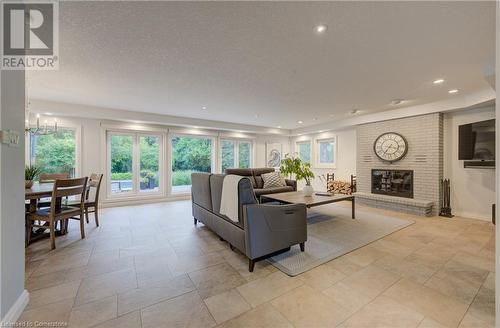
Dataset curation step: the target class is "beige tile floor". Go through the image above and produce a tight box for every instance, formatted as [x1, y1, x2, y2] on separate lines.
[21, 200, 495, 328]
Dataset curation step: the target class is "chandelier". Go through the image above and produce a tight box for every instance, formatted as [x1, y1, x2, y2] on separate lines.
[25, 113, 58, 136]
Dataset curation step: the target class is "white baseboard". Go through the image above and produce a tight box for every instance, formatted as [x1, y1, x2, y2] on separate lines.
[1, 290, 29, 324]
[101, 194, 190, 208]
[454, 211, 492, 222]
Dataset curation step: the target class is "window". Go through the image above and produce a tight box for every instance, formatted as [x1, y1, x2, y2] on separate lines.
[220, 139, 252, 172]
[171, 135, 214, 193]
[296, 141, 311, 163]
[29, 128, 77, 177]
[108, 132, 162, 196]
[316, 137, 336, 168]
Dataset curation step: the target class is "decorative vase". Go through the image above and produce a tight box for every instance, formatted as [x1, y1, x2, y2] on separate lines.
[303, 184, 314, 197]
[25, 180, 33, 188]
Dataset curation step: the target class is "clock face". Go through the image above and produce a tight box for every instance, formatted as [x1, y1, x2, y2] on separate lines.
[373, 132, 408, 163]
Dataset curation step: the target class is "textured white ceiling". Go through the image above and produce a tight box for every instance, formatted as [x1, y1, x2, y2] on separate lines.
[27, 1, 495, 129]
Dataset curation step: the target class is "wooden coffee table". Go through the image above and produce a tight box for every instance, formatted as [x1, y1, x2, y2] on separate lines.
[261, 191, 355, 219]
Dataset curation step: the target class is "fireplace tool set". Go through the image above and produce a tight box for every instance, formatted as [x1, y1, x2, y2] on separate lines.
[439, 179, 454, 218]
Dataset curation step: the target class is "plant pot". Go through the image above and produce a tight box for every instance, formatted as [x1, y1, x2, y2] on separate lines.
[303, 184, 314, 197]
[25, 180, 33, 189]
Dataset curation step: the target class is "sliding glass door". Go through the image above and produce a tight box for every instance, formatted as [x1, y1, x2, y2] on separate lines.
[171, 135, 214, 194]
[139, 136, 160, 192]
[108, 132, 162, 197]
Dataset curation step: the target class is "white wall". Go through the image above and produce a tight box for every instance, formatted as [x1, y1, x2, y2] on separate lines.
[443, 106, 496, 220]
[1, 71, 28, 321]
[291, 128, 357, 191]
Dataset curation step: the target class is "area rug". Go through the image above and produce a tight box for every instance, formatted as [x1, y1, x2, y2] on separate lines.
[267, 204, 414, 276]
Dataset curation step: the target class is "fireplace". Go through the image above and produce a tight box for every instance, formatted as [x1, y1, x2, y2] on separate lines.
[372, 169, 413, 198]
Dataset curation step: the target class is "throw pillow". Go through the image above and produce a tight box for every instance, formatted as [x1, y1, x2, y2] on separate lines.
[262, 171, 286, 189]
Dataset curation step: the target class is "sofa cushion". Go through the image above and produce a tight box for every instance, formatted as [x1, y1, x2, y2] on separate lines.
[254, 186, 294, 197]
[191, 173, 212, 211]
[261, 172, 286, 189]
[253, 168, 275, 188]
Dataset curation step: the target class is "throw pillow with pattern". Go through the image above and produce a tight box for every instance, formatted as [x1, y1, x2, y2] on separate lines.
[262, 171, 286, 189]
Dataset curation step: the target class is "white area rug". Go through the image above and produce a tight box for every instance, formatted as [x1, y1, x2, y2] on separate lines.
[267, 204, 414, 276]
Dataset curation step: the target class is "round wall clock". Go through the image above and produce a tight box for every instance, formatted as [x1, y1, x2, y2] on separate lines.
[373, 132, 408, 163]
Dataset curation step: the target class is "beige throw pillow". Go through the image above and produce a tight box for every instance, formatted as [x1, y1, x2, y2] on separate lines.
[261, 172, 286, 189]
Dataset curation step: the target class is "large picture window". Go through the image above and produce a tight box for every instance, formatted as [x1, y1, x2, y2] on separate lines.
[316, 137, 336, 168]
[296, 141, 311, 164]
[108, 131, 162, 196]
[29, 128, 77, 177]
[171, 135, 214, 193]
[220, 139, 252, 172]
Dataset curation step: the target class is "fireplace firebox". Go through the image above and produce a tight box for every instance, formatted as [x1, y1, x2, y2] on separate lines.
[371, 169, 413, 198]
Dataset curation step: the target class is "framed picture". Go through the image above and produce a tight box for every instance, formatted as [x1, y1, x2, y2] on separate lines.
[315, 137, 337, 168]
[266, 142, 282, 169]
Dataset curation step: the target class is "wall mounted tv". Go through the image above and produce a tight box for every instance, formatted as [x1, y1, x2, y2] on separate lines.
[458, 119, 495, 168]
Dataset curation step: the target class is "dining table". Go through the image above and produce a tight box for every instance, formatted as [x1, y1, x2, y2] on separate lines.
[25, 182, 81, 245]
[25, 182, 55, 212]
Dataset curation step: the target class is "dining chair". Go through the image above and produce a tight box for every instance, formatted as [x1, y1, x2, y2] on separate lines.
[39, 173, 70, 183]
[37, 173, 71, 208]
[27, 177, 88, 250]
[83, 173, 103, 227]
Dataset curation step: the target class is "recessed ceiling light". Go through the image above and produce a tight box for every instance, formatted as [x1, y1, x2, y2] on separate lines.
[319, 130, 325, 133]
[390, 99, 405, 106]
[349, 109, 360, 115]
[448, 89, 459, 94]
[201, 106, 207, 110]
[277, 125, 281, 129]
[315, 24, 327, 33]
[433, 79, 445, 84]
[298, 121, 303, 124]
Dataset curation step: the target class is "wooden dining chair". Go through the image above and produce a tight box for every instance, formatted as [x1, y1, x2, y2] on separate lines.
[83, 173, 103, 227]
[27, 177, 88, 250]
[37, 173, 71, 208]
[39, 173, 70, 183]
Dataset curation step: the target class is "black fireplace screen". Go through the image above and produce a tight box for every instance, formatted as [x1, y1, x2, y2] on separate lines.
[371, 169, 413, 198]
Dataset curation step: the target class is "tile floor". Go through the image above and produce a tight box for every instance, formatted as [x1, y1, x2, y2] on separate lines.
[21, 200, 495, 328]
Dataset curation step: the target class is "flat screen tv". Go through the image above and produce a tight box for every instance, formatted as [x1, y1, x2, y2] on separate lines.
[458, 119, 495, 167]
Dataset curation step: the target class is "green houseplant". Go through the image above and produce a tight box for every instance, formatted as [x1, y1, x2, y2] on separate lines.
[280, 154, 315, 196]
[25, 165, 41, 188]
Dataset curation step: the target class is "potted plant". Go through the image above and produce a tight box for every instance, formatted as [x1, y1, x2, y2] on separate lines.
[25, 165, 41, 188]
[280, 154, 315, 196]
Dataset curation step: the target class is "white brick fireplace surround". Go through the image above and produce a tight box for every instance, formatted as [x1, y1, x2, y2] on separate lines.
[355, 113, 443, 216]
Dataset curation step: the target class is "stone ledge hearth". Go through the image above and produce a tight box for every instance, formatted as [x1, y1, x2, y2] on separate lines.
[354, 192, 435, 216]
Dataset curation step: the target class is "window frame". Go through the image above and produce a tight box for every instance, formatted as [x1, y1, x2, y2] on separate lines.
[169, 132, 216, 195]
[106, 130, 164, 199]
[295, 140, 312, 164]
[315, 137, 337, 168]
[219, 138, 253, 173]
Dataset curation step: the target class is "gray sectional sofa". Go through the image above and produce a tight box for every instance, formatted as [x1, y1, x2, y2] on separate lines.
[191, 172, 307, 272]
